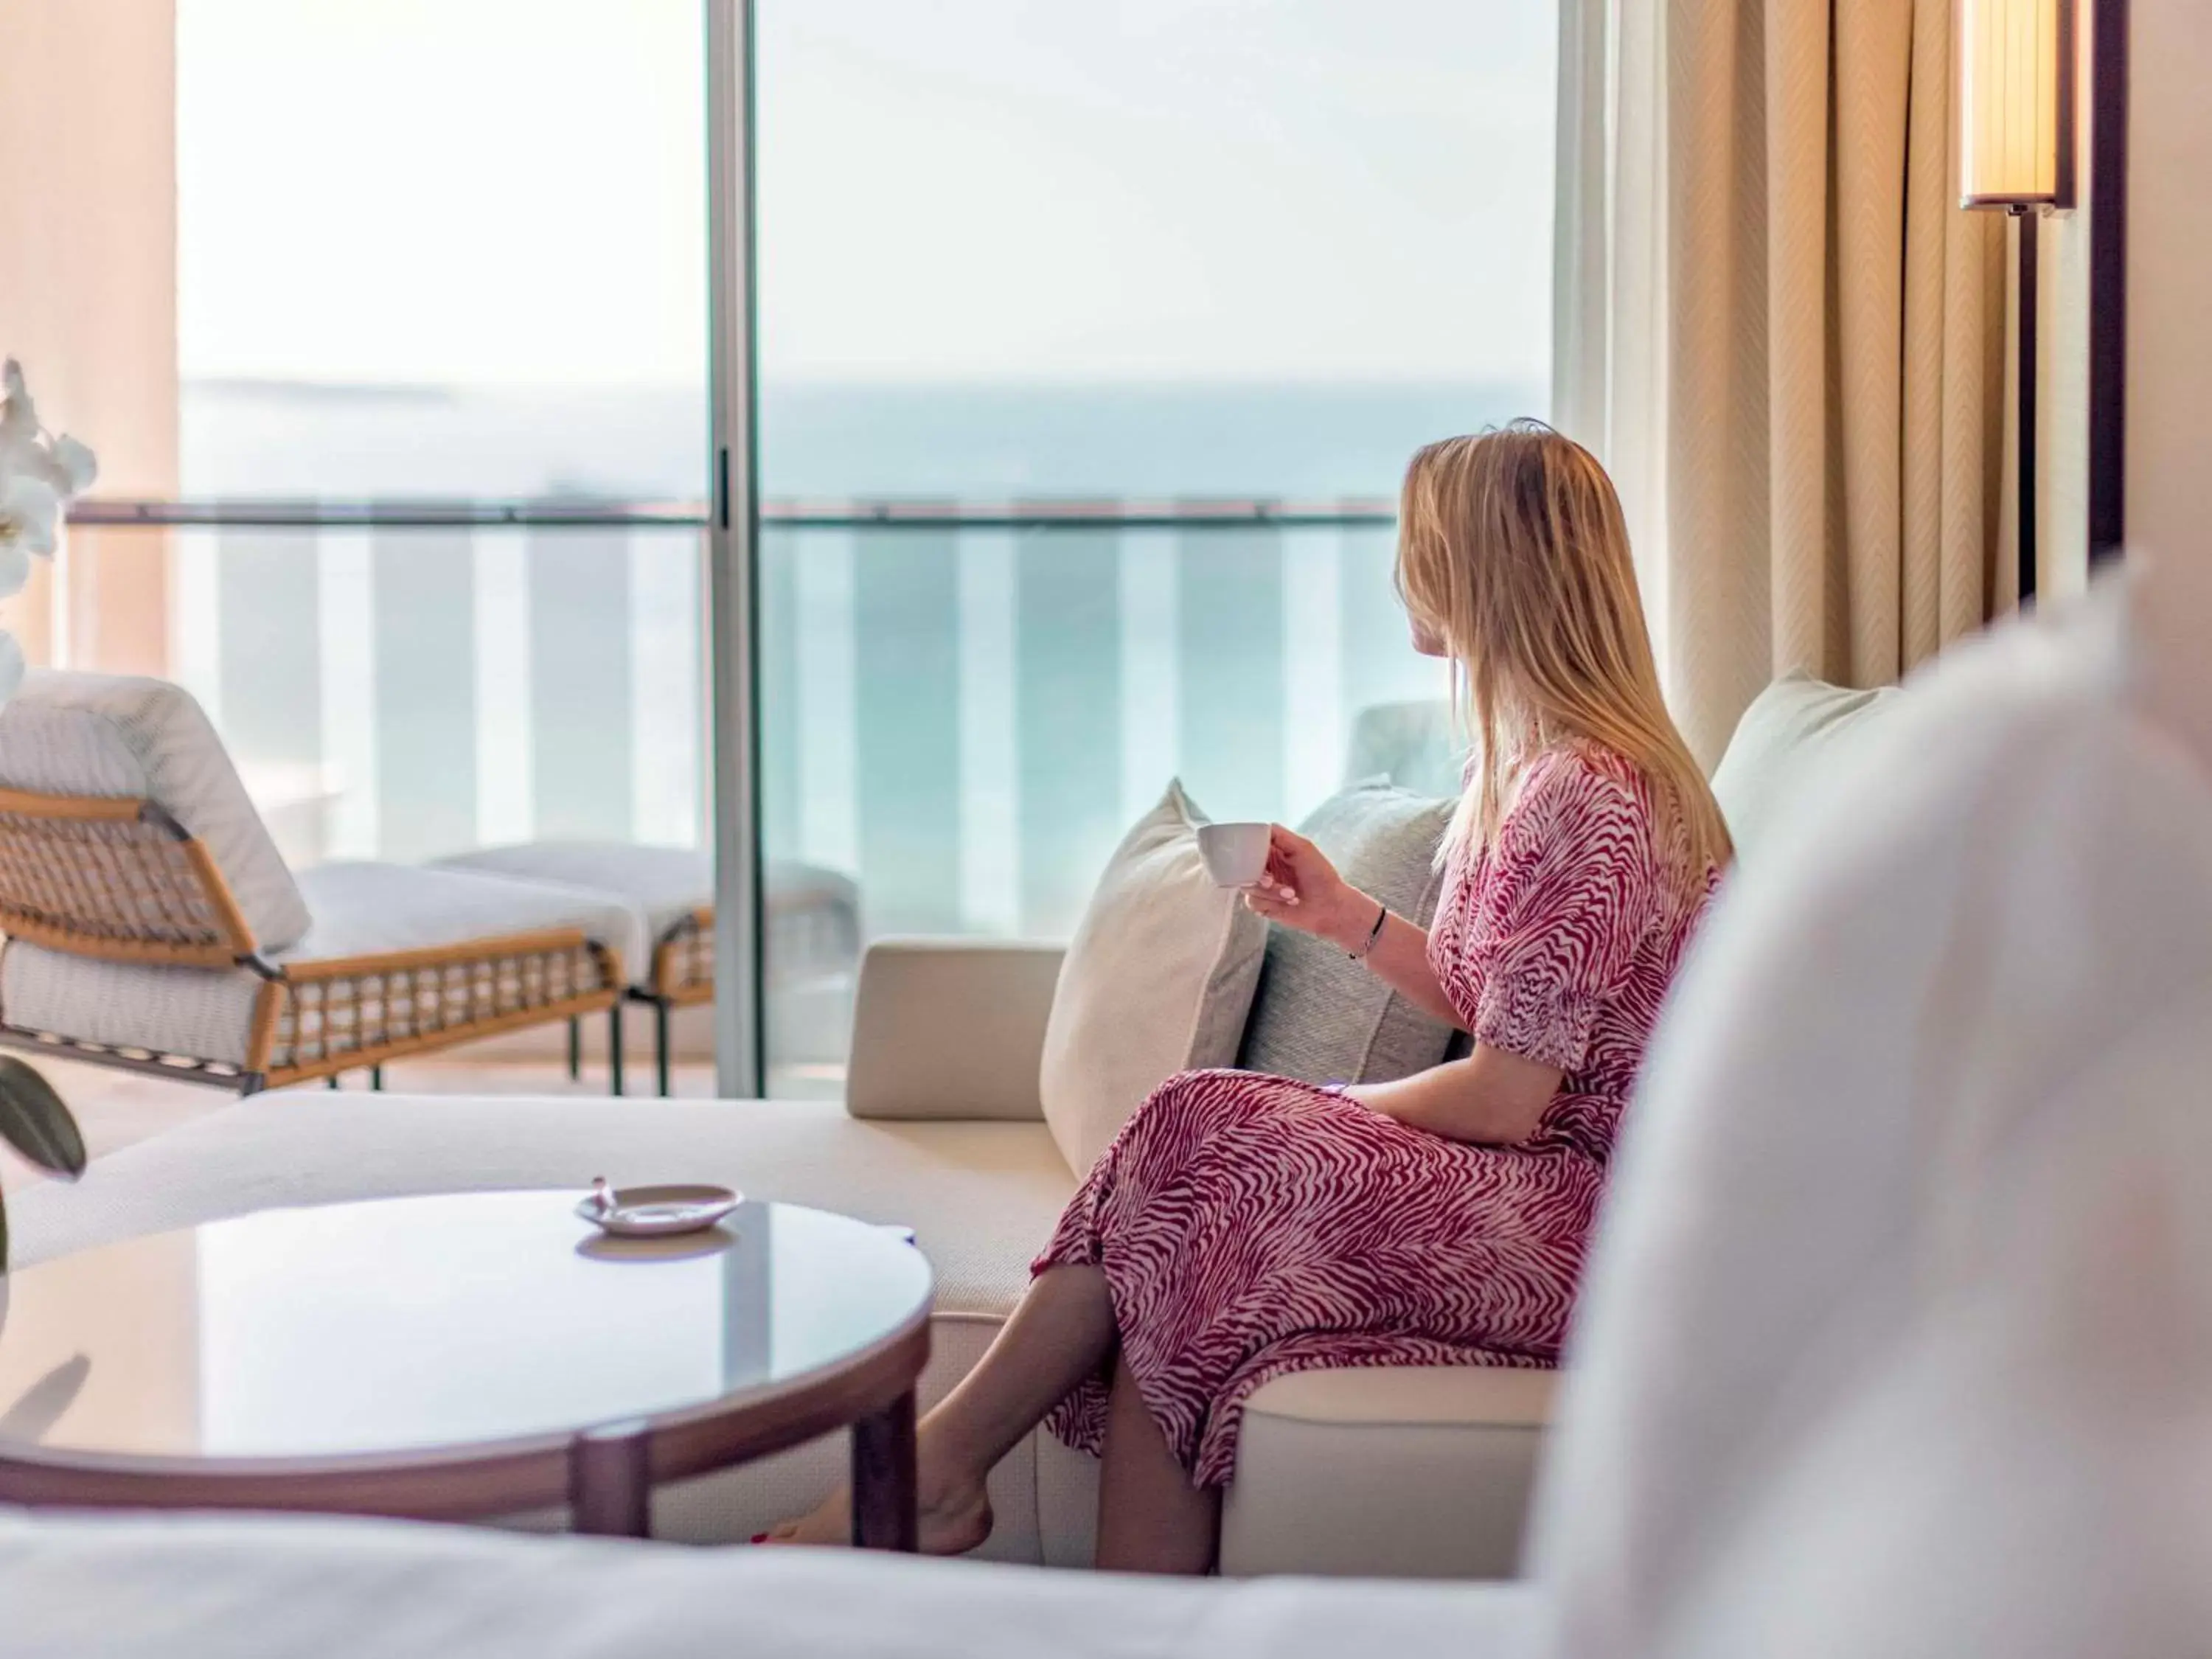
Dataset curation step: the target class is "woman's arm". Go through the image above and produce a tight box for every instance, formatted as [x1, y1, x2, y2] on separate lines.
[1346, 904, 1459, 1026]
[1242, 826, 1461, 1025]
[1242, 821, 1566, 1143]
[1342, 1047, 1562, 1147]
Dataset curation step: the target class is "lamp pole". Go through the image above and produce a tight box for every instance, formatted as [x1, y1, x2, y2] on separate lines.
[1958, 0, 2073, 611]
[2017, 206, 2037, 608]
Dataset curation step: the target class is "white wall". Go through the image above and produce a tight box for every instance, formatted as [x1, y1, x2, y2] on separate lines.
[0, 0, 178, 674]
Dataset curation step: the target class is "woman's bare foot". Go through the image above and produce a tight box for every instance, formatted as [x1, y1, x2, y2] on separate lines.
[759, 1474, 993, 1554]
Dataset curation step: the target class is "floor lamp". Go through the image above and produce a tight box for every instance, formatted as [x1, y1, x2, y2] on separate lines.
[1959, 0, 2076, 608]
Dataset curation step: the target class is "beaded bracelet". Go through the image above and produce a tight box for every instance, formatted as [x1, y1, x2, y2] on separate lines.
[1348, 900, 1388, 962]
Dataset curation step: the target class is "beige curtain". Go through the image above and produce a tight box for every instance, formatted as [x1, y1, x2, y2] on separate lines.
[1556, 0, 2011, 768]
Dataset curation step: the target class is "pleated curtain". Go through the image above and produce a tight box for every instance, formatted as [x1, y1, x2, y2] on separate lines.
[1556, 0, 2011, 768]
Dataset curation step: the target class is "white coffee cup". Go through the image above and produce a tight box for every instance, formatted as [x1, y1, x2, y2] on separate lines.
[1197, 821, 1271, 888]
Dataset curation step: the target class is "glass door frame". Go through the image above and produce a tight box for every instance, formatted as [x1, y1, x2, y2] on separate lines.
[706, 0, 766, 1096]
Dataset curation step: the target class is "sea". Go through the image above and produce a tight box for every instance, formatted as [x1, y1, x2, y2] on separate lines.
[171, 378, 1537, 951]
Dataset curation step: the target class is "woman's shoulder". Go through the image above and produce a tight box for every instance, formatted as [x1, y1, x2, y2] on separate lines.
[1512, 738, 1654, 827]
[1500, 742, 1719, 921]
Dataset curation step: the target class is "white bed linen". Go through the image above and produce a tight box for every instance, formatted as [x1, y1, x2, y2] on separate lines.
[0, 1509, 1534, 1659]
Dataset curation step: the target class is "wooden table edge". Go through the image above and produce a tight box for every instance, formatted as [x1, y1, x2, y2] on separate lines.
[0, 1305, 933, 1526]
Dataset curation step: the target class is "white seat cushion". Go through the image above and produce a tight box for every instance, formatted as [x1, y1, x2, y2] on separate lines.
[0, 672, 313, 950]
[0, 863, 650, 1068]
[289, 863, 650, 978]
[4, 1094, 1082, 1560]
[0, 947, 265, 1066]
[429, 841, 711, 966]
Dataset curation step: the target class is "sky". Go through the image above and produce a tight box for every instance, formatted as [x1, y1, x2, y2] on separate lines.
[177, 0, 1556, 389]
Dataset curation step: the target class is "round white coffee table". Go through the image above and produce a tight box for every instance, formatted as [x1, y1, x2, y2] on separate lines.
[0, 1192, 933, 1547]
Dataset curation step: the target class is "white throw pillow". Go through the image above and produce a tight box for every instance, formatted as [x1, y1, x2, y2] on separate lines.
[1038, 781, 1268, 1175]
[1708, 674, 1900, 860]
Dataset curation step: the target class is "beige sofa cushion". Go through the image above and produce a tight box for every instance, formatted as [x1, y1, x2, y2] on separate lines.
[1222, 1368, 1557, 1579]
[1037, 782, 1266, 1174]
[846, 939, 1063, 1122]
[1711, 675, 1901, 858]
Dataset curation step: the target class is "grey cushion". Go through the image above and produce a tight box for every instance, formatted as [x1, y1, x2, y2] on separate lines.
[1342, 700, 1467, 800]
[1711, 675, 1902, 860]
[1237, 781, 1458, 1085]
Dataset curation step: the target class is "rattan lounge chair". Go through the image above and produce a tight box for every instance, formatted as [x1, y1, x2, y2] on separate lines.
[0, 672, 640, 1093]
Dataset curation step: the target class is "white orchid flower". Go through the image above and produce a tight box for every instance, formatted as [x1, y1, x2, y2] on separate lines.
[0, 355, 98, 705]
[0, 474, 59, 563]
[0, 358, 97, 556]
[0, 360, 87, 712]
[49, 434, 97, 495]
[0, 361, 37, 459]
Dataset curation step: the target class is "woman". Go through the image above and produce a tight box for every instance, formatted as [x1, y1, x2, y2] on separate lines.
[770, 421, 1727, 1569]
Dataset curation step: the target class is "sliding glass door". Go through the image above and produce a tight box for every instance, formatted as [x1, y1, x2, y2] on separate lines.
[56, 1, 1554, 1098]
[742, 1, 1557, 1094]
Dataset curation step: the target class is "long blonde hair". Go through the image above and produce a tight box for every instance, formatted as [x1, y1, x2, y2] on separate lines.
[1394, 420, 1730, 887]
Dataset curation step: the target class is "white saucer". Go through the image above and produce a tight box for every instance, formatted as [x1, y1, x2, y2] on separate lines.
[576, 1183, 742, 1238]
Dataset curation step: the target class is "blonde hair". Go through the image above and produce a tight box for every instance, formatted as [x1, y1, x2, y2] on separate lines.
[1394, 420, 1730, 888]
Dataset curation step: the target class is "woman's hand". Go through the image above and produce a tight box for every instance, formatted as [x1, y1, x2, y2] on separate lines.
[1243, 825, 1373, 950]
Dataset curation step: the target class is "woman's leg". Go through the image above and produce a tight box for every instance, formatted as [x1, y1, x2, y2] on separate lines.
[1094, 1349, 1220, 1573]
[768, 1264, 1116, 1551]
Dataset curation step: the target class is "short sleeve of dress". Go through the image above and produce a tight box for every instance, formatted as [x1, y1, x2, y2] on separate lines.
[1439, 748, 1658, 1073]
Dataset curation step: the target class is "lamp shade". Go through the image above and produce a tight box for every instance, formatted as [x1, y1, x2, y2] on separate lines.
[1959, 0, 2073, 208]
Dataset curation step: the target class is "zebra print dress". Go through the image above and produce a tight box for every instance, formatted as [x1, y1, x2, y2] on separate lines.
[1034, 742, 1717, 1486]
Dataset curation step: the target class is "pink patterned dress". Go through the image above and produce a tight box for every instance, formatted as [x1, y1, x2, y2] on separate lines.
[1034, 742, 1718, 1486]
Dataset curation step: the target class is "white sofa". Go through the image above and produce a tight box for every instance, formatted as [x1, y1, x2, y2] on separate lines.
[3, 675, 1897, 1576]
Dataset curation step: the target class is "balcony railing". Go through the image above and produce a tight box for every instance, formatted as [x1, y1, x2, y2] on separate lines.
[62, 495, 1442, 950]
[72, 497, 1400, 531]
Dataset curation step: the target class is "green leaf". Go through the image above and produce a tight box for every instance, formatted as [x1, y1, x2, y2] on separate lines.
[1, 1192, 9, 1277]
[0, 1057, 84, 1180]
